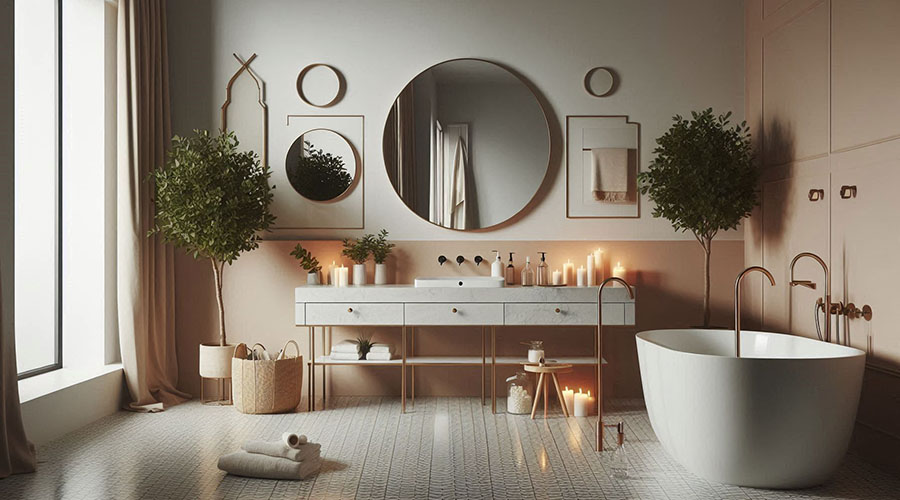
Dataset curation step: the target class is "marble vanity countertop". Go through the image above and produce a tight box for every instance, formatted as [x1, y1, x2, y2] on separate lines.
[294, 284, 635, 304]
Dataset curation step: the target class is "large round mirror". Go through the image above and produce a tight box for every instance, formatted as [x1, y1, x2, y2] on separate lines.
[286, 128, 357, 202]
[383, 59, 550, 230]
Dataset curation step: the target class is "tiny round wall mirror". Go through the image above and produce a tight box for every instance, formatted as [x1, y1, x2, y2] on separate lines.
[296, 64, 345, 107]
[285, 128, 357, 202]
[584, 67, 616, 97]
[383, 58, 550, 230]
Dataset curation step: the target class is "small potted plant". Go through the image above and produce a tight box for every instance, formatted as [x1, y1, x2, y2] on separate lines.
[342, 237, 370, 285]
[367, 229, 395, 285]
[638, 109, 758, 327]
[150, 130, 275, 381]
[290, 244, 323, 285]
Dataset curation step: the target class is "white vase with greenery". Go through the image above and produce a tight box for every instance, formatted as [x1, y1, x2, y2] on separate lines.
[150, 130, 275, 379]
[343, 237, 370, 286]
[290, 243, 322, 286]
[368, 229, 394, 285]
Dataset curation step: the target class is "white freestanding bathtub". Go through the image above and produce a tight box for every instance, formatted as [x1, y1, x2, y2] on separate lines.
[636, 329, 865, 489]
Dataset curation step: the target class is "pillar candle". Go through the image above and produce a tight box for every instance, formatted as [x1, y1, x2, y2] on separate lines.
[337, 266, 349, 287]
[593, 249, 605, 283]
[586, 390, 595, 416]
[563, 260, 575, 286]
[563, 387, 575, 416]
[612, 261, 626, 286]
[574, 389, 589, 417]
[552, 269, 562, 285]
[329, 261, 336, 285]
[576, 266, 586, 287]
[586, 254, 595, 286]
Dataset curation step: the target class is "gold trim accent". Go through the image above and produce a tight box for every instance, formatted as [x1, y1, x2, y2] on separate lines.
[296, 63, 345, 108]
[566, 115, 641, 219]
[381, 58, 553, 232]
[221, 53, 268, 172]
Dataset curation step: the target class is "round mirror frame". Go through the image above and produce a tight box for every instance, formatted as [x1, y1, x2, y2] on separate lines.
[296, 63, 346, 108]
[382, 58, 552, 232]
[285, 127, 359, 203]
[584, 67, 616, 97]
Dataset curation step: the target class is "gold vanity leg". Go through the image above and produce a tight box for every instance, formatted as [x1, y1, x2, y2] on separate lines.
[481, 326, 486, 406]
[401, 326, 407, 414]
[311, 326, 316, 412]
[322, 327, 327, 409]
[493, 326, 498, 413]
[411, 326, 415, 409]
[597, 320, 604, 450]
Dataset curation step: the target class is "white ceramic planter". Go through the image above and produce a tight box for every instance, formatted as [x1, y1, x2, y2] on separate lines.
[307, 271, 320, 285]
[374, 263, 388, 285]
[199, 343, 236, 379]
[352, 263, 367, 285]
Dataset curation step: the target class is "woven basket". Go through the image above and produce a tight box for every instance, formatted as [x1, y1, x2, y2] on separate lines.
[232, 341, 303, 414]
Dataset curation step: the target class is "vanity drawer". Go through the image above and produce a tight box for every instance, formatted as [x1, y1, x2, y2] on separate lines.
[305, 303, 404, 326]
[404, 303, 503, 325]
[504, 303, 597, 325]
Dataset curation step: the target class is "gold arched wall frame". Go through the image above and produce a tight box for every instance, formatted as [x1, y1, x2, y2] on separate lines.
[221, 52, 269, 169]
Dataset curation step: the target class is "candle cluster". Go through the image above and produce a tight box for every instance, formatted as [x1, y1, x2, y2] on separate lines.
[562, 387, 595, 417]
[328, 261, 349, 287]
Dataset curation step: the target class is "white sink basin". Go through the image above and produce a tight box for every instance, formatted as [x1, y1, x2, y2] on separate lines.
[414, 276, 505, 288]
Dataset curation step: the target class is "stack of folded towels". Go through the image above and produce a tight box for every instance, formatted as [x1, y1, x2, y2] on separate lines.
[365, 343, 394, 361]
[217, 432, 321, 480]
[329, 340, 361, 360]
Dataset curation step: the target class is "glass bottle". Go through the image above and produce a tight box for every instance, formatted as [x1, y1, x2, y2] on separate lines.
[611, 421, 629, 479]
[505, 252, 516, 285]
[506, 371, 533, 414]
[521, 256, 535, 286]
[536, 252, 549, 286]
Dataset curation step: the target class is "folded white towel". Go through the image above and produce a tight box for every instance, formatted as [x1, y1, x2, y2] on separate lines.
[242, 441, 321, 462]
[365, 352, 393, 361]
[369, 344, 392, 353]
[590, 147, 629, 202]
[330, 340, 360, 354]
[329, 352, 361, 361]
[217, 451, 321, 480]
[281, 432, 307, 449]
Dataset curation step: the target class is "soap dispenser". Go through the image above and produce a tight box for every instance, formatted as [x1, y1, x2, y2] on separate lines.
[536, 252, 549, 286]
[505, 252, 516, 285]
[491, 250, 503, 278]
[521, 256, 535, 286]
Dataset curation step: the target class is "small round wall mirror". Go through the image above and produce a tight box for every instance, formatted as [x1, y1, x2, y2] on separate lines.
[296, 64, 345, 107]
[285, 128, 357, 202]
[584, 67, 616, 97]
[383, 58, 550, 230]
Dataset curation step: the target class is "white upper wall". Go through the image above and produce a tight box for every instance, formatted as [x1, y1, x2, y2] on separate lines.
[167, 0, 745, 241]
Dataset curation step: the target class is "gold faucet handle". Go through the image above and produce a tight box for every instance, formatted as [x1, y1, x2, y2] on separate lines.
[789, 280, 816, 289]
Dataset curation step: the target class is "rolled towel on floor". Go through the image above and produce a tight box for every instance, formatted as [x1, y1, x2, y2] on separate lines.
[243, 440, 321, 462]
[217, 451, 320, 480]
[281, 432, 308, 449]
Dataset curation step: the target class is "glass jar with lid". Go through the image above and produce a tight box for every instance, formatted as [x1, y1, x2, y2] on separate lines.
[506, 371, 534, 414]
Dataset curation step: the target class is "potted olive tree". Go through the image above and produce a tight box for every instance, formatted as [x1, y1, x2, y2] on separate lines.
[290, 243, 323, 285]
[342, 237, 370, 285]
[150, 130, 275, 379]
[638, 109, 758, 327]
[367, 229, 395, 285]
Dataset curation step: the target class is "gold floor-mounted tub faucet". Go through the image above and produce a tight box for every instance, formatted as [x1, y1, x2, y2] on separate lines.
[597, 276, 634, 451]
[734, 266, 776, 358]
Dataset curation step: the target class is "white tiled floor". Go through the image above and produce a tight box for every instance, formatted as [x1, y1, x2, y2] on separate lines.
[1, 397, 898, 499]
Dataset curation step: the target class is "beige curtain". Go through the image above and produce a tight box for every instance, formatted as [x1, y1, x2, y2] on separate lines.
[0, 266, 36, 478]
[117, 0, 189, 411]
[384, 86, 417, 210]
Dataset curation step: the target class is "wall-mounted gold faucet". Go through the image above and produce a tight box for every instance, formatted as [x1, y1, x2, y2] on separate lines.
[734, 266, 776, 357]
[789, 252, 834, 342]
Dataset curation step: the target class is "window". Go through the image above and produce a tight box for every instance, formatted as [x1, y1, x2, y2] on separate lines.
[14, 0, 61, 377]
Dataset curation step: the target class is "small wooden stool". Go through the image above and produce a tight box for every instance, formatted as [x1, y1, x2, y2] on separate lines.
[523, 363, 573, 419]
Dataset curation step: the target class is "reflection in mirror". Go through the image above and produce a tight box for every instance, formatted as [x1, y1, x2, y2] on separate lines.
[285, 129, 357, 202]
[383, 59, 550, 230]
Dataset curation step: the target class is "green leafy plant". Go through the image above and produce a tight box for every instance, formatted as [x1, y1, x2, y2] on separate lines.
[341, 237, 370, 264]
[149, 130, 275, 346]
[290, 244, 322, 274]
[638, 109, 758, 327]
[287, 141, 352, 201]
[366, 229, 395, 265]
[355, 335, 374, 359]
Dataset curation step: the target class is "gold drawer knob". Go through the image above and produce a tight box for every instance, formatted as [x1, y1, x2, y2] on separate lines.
[347, 307, 353, 313]
[555, 308, 561, 313]
[451, 308, 458, 313]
